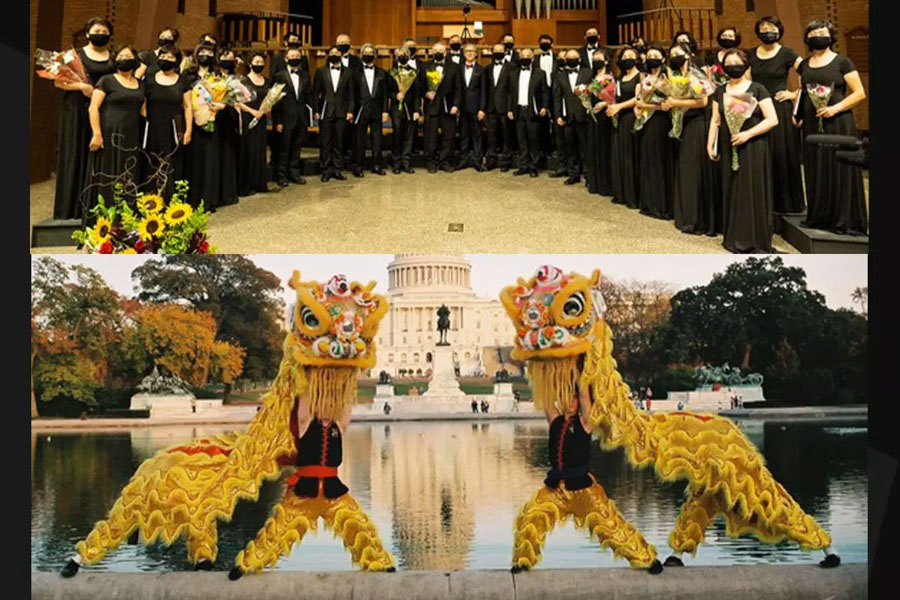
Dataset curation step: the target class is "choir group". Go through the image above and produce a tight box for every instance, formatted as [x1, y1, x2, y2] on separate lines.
[48, 16, 868, 253]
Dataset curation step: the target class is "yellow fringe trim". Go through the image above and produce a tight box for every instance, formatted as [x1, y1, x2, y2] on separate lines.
[306, 365, 358, 422]
[527, 355, 580, 415]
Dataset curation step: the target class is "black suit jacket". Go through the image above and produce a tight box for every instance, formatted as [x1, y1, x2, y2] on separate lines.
[553, 67, 594, 124]
[355, 65, 390, 121]
[313, 65, 356, 120]
[272, 69, 311, 129]
[460, 62, 487, 114]
[485, 61, 514, 115]
[341, 53, 363, 73]
[418, 61, 463, 117]
[578, 45, 610, 70]
[507, 66, 549, 120]
[502, 49, 520, 67]
[271, 52, 309, 76]
[387, 65, 422, 116]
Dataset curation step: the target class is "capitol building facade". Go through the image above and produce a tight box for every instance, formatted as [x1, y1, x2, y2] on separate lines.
[372, 255, 518, 378]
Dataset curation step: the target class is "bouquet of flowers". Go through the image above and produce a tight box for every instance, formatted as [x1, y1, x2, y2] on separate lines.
[72, 181, 216, 254]
[426, 68, 443, 93]
[574, 84, 597, 123]
[666, 66, 715, 139]
[589, 74, 617, 126]
[709, 62, 729, 87]
[192, 76, 255, 132]
[805, 83, 834, 133]
[722, 92, 759, 171]
[391, 66, 418, 105]
[35, 48, 89, 86]
[633, 74, 670, 131]
[248, 83, 286, 129]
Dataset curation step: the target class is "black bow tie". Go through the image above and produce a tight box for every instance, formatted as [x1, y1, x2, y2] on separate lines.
[331, 66, 340, 70]
[364, 65, 374, 69]
[521, 67, 531, 71]
[466, 64, 474, 69]
[290, 69, 298, 74]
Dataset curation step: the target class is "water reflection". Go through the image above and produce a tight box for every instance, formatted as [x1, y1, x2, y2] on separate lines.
[31, 420, 867, 572]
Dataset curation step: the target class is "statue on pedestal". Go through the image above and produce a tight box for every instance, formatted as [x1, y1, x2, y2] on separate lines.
[436, 304, 451, 346]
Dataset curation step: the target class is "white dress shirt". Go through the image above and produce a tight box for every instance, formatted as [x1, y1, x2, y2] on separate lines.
[518, 68, 531, 107]
[408, 57, 418, 70]
[539, 53, 553, 86]
[341, 55, 349, 68]
[503, 50, 513, 64]
[290, 69, 300, 98]
[363, 65, 375, 95]
[568, 70, 578, 91]
[451, 53, 461, 64]
[330, 65, 341, 92]
[492, 63, 503, 86]
[464, 62, 474, 87]
[585, 46, 597, 67]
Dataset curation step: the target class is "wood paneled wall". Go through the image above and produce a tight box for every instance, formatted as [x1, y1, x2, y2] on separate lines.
[322, 0, 415, 47]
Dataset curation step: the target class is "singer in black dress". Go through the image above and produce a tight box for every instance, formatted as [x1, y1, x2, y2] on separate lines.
[635, 47, 674, 220]
[141, 48, 192, 199]
[53, 24, 115, 220]
[185, 45, 220, 210]
[796, 21, 868, 236]
[238, 53, 273, 197]
[748, 17, 805, 215]
[214, 50, 241, 209]
[709, 50, 779, 254]
[85, 47, 145, 219]
[609, 49, 641, 209]
[584, 49, 614, 197]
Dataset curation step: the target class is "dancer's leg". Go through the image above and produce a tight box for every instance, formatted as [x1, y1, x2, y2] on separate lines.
[321, 493, 395, 571]
[511, 486, 565, 571]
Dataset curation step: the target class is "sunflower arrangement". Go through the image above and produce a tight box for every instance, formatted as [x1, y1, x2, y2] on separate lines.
[72, 181, 216, 254]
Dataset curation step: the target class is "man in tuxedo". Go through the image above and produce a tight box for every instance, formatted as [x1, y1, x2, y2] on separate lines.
[403, 38, 421, 71]
[272, 47, 311, 188]
[389, 46, 420, 174]
[579, 27, 604, 70]
[271, 32, 309, 76]
[506, 48, 548, 177]
[500, 33, 520, 66]
[484, 43, 514, 172]
[456, 43, 487, 171]
[313, 45, 356, 182]
[352, 44, 390, 177]
[447, 34, 464, 66]
[549, 48, 569, 178]
[553, 49, 592, 185]
[535, 33, 557, 171]
[419, 42, 462, 173]
[336, 33, 362, 166]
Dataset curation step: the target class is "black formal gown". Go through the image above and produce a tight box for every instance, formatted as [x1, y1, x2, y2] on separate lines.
[673, 105, 716, 235]
[216, 99, 241, 209]
[238, 76, 271, 196]
[704, 52, 728, 233]
[142, 73, 190, 199]
[53, 47, 114, 219]
[716, 83, 774, 253]
[637, 108, 675, 220]
[84, 74, 145, 219]
[610, 74, 640, 208]
[749, 45, 805, 214]
[187, 73, 239, 211]
[797, 54, 868, 235]
[585, 80, 614, 197]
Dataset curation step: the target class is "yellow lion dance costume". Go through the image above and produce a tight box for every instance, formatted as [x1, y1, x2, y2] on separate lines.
[61, 271, 396, 579]
[501, 264, 840, 572]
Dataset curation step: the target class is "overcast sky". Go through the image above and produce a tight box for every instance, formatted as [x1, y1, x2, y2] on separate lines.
[33, 254, 867, 312]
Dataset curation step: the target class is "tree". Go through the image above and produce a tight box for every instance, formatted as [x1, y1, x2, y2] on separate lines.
[851, 286, 867, 318]
[132, 256, 285, 382]
[132, 304, 218, 386]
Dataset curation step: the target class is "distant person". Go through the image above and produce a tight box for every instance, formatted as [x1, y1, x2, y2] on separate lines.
[481, 399, 490, 414]
[471, 399, 478, 413]
[383, 402, 392, 415]
[191, 397, 197, 413]
[738, 395, 744, 408]
[677, 401, 685, 411]
[646, 398, 652, 412]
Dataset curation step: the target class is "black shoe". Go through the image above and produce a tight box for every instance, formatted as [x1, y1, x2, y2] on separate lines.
[510, 564, 530, 574]
[403, 166, 415, 174]
[529, 169, 539, 177]
[60, 559, 80, 578]
[663, 555, 684, 567]
[513, 168, 529, 176]
[290, 176, 306, 185]
[195, 559, 214, 571]
[647, 559, 663, 574]
[332, 171, 347, 181]
[277, 178, 289, 188]
[372, 167, 386, 176]
[549, 170, 568, 178]
[352, 168, 364, 178]
[483, 164, 496, 172]
[228, 566, 244, 581]
[474, 165, 486, 172]
[428, 167, 438, 173]
[393, 167, 402, 174]
[819, 553, 841, 568]
[564, 176, 580, 185]
[441, 164, 455, 173]
[500, 166, 510, 172]
[320, 173, 330, 183]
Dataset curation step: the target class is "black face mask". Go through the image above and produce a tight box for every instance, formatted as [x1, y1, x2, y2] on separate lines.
[157, 58, 177, 72]
[618, 58, 637, 71]
[88, 33, 110, 47]
[586, 35, 598, 46]
[398, 57, 409, 65]
[287, 58, 302, 68]
[758, 31, 780, 44]
[493, 52, 505, 62]
[287, 41, 301, 49]
[724, 63, 749, 79]
[362, 54, 375, 64]
[718, 36, 739, 49]
[520, 58, 532, 68]
[504, 42, 514, 51]
[158, 38, 174, 48]
[539, 42, 552, 52]
[592, 60, 606, 72]
[566, 58, 580, 69]
[197, 55, 213, 66]
[219, 60, 235, 72]
[449, 43, 461, 52]
[645, 58, 663, 70]
[116, 58, 138, 72]
[328, 55, 342, 65]
[668, 55, 687, 70]
[337, 44, 350, 54]
[806, 35, 832, 50]
[433, 52, 444, 62]
[251, 64, 265, 73]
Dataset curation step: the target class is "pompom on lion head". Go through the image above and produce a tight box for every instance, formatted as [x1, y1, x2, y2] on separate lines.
[500, 265, 607, 362]
[286, 270, 389, 369]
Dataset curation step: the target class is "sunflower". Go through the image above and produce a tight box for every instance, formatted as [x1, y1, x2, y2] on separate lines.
[90, 217, 113, 245]
[164, 202, 193, 226]
[137, 215, 165, 241]
[117, 248, 137, 254]
[138, 194, 164, 215]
